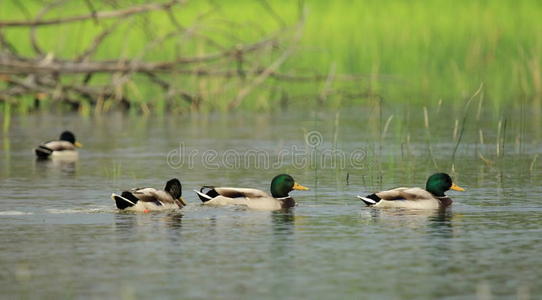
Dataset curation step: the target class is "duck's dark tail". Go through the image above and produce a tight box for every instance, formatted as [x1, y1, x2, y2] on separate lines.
[357, 193, 381, 206]
[35, 145, 53, 159]
[112, 192, 139, 209]
[194, 186, 218, 203]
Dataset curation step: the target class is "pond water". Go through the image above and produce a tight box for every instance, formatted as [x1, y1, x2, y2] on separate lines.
[1, 106, 541, 299]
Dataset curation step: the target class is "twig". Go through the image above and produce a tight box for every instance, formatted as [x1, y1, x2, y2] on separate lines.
[0, 30, 21, 58]
[424, 106, 439, 169]
[530, 154, 539, 172]
[319, 62, 336, 103]
[0, 1, 185, 27]
[76, 19, 125, 61]
[30, 0, 70, 55]
[0, 37, 277, 74]
[83, 0, 99, 24]
[228, 13, 305, 109]
[478, 151, 494, 166]
[451, 83, 484, 168]
[258, 0, 287, 28]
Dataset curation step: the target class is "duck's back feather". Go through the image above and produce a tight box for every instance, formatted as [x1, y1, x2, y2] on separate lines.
[113, 187, 182, 211]
[214, 187, 270, 198]
[196, 186, 288, 210]
[43, 140, 76, 151]
[35, 140, 77, 159]
[359, 187, 451, 209]
[130, 188, 181, 205]
[376, 187, 433, 201]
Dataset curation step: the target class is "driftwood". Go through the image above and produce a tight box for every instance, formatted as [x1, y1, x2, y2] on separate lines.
[0, 0, 368, 111]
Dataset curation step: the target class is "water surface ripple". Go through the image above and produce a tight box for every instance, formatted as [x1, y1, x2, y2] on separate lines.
[1, 110, 541, 299]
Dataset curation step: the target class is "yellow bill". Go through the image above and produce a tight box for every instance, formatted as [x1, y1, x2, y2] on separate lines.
[293, 182, 309, 191]
[179, 196, 187, 206]
[75, 142, 83, 148]
[451, 183, 465, 191]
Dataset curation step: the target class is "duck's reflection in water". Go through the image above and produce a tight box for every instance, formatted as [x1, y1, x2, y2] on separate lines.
[272, 209, 296, 235]
[425, 209, 462, 298]
[34, 157, 78, 176]
[427, 209, 454, 237]
[113, 210, 183, 244]
[360, 207, 459, 298]
[161, 211, 184, 229]
[362, 207, 454, 232]
[270, 209, 296, 298]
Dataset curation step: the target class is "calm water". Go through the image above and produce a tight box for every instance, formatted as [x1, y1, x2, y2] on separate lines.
[1, 107, 541, 299]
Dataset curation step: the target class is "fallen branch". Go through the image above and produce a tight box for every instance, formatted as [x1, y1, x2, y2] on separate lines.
[0, 37, 277, 74]
[0, 0, 368, 111]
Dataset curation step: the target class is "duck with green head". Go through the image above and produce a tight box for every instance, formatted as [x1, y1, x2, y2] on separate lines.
[195, 174, 309, 211]
[357, 173, 465, 209]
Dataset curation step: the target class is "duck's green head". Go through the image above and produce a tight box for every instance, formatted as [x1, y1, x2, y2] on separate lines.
[425, 173, 465, 197]
[270, 174, 309, 198]
[60, 131, 82, 147]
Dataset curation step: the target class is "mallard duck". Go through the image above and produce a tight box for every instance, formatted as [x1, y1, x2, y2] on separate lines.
[34, 131, 82, 159]
[357, 173, 464, 209]
[111, 178, 186, 212]
[194, 174, 309, 211]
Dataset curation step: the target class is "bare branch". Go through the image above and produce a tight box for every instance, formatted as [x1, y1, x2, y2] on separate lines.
[0, 0, 365, 112]
[83, 0, 99, 25]
[258, 0, 286, 28]
[228, 13, 305, 109]
[0, 37, 277, 74]
[76, 18, 125, 61]
[0, 0, 185, 27]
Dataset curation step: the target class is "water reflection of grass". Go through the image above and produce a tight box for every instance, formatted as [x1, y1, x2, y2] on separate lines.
[2, 102, 10, 133]
[1, 0, 541, 112]
[331, 99, 538, 186]
[104, 162, 123, 179]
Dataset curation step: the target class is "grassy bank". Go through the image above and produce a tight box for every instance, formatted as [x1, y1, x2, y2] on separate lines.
[1, 0, 541, 113]
[300, 0, 542, 106]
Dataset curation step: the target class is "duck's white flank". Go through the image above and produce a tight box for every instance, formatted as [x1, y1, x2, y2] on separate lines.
[111, 192, 180, 212]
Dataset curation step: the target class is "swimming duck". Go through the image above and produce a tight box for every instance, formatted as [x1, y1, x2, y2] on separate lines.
[357, 173, 464, 209]
[194, 174, 309, 211]
[34, 131, 82, 159]
[112, 178, 186, 212]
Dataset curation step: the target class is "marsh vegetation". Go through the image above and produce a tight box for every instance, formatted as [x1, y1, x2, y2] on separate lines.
[1, 0, 541, 114]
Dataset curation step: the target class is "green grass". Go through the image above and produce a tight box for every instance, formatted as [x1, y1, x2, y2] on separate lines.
[292, 0, 542, 110]
[1, 0, 541, 113]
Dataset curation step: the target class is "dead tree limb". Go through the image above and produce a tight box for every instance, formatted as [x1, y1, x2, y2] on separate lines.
[0, 0, 369, 111]
[229, 22, 304, 109]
